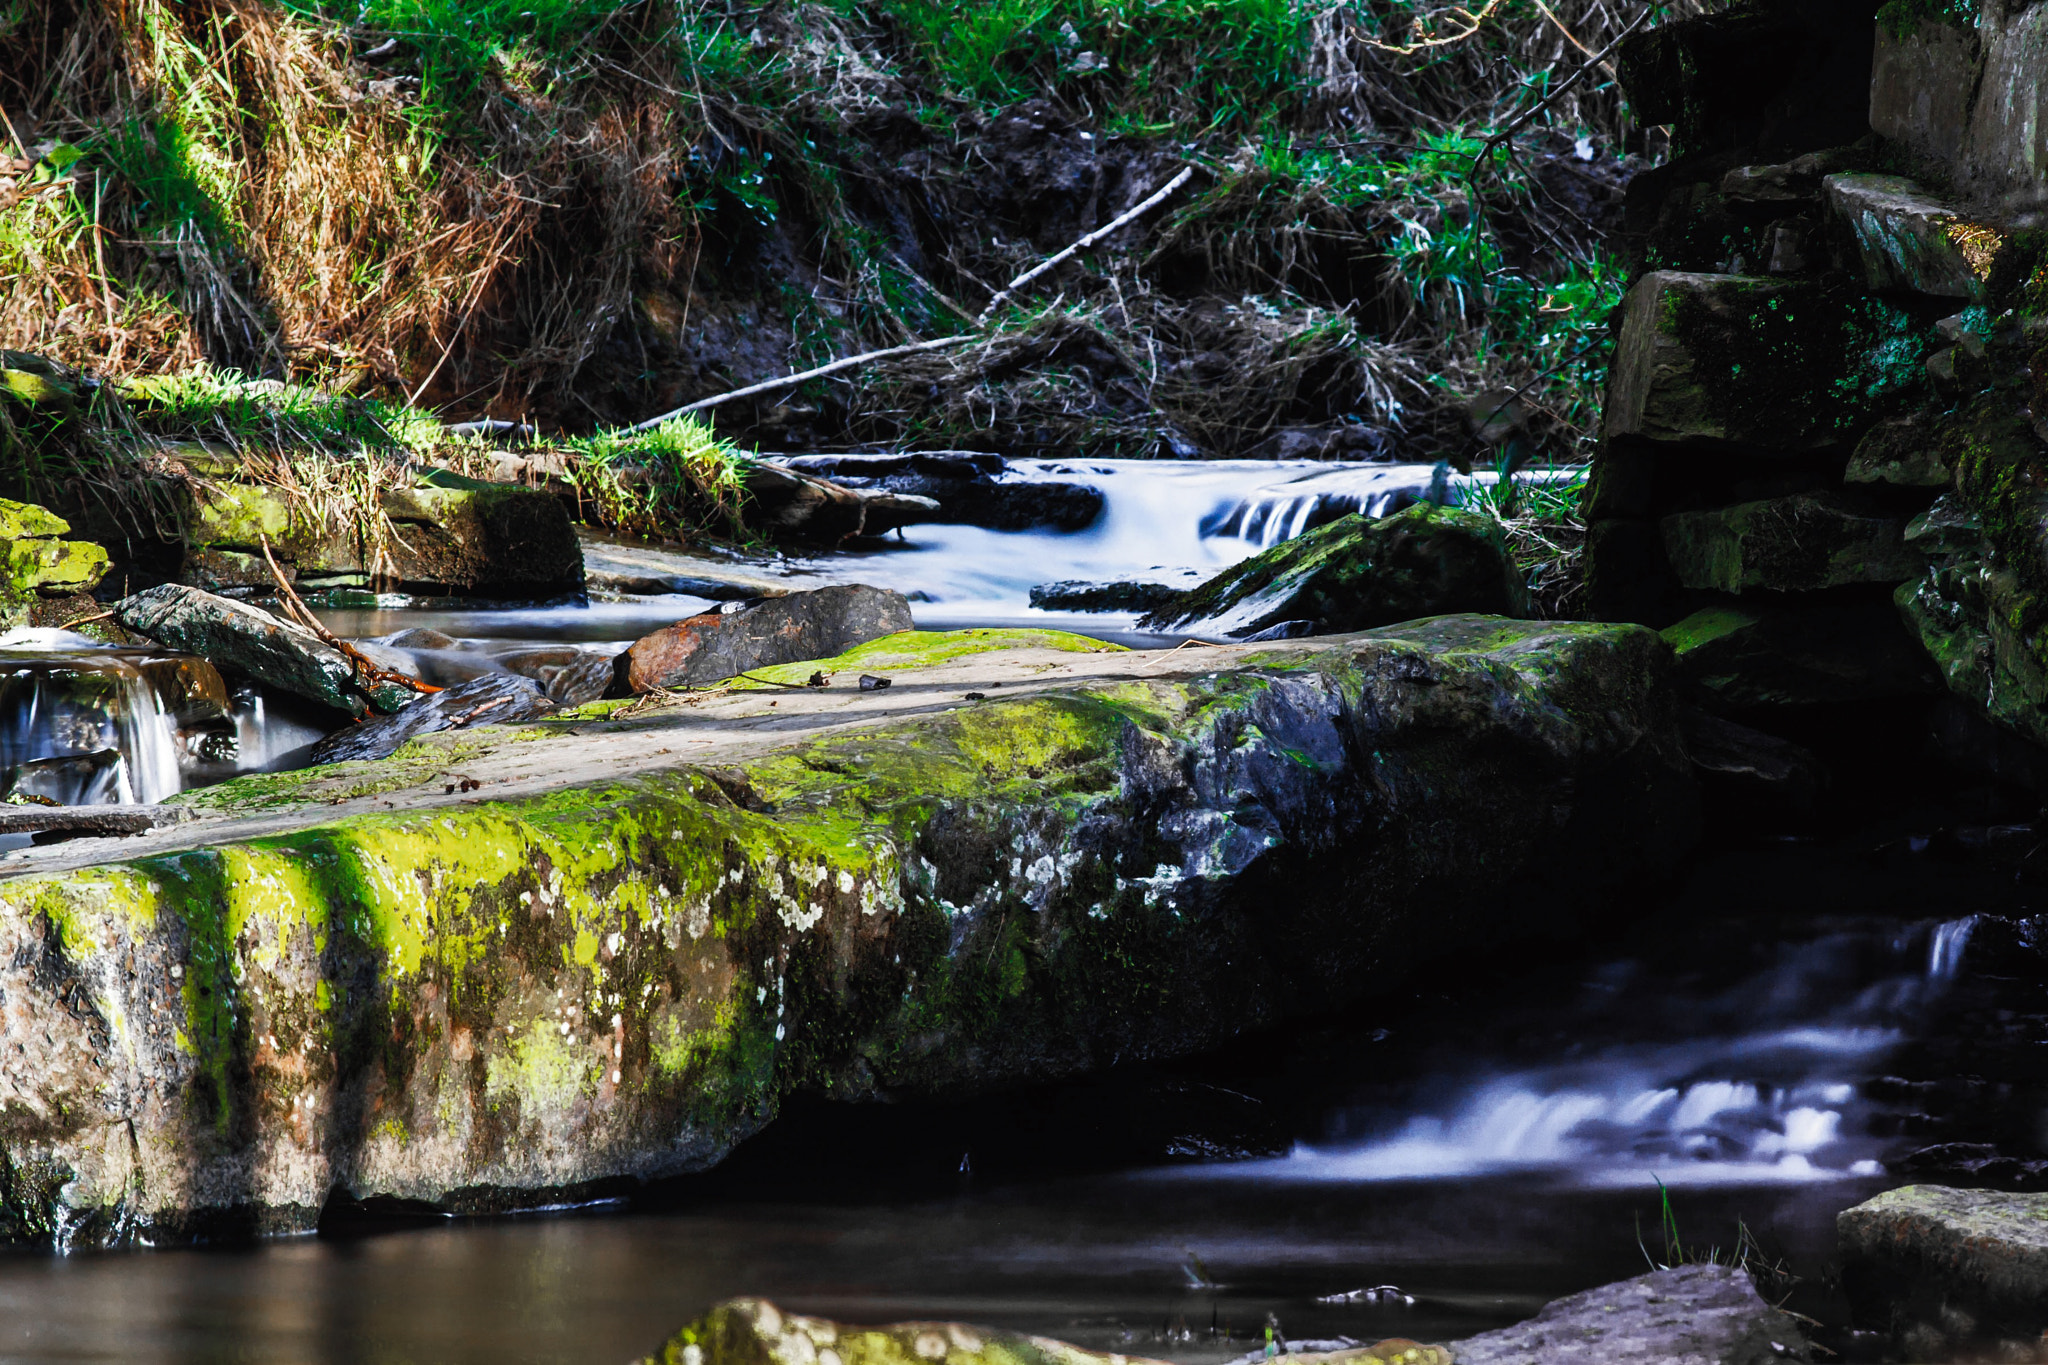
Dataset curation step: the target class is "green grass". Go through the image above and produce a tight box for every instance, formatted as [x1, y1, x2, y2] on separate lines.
[119, 369, 445, 453]
[852, 0, 1309, 129]
[558, 415, 755, 543]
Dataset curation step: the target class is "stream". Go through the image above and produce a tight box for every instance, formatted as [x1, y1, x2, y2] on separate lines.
[0, 455, 2026, 1362]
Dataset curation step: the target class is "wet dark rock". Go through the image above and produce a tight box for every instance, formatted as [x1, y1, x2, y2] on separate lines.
[1028, 579, 1186, 614]
[1680, 708, 1824, 814]
[743, 461, 939, 541]
[1662, 600, 1939, 710]
[310, 674, 556, 765]
[494, 647, 616, 706]
[112, 583, 412, 718]
[1450, 1264, 1810, 1364]
[1840, 1185, 2048, 1358]
[1826, 172, 2003, 301]
[1139, 503, 1524, 639]
[1660, 494, 1924, 594]
[778, 452, 1104, 532]
[1845, 412, 1948, 488]
[1242, 620, 1319, 642]
[619, 584, 915, 692]
[1895, 1143, 2048, 1193]
[0, 804, 188, 839]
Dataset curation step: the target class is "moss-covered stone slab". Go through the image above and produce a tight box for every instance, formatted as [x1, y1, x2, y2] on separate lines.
[1825, 173, 2005, 300]
[0, 620, 1694, 1247]
[1137, 503, 1525, 638]
[0, 496, 110, 632]
[1450, 1264, 1809, 1365]
[1603, 272, 1925, 449]
[639, 1301, 1451, 1365]
[1840, 1185, 2048, 1355]
[1659, 494, 1924, 592]
[180, 481, 584, 594]
[1663, 600, 1939, 709]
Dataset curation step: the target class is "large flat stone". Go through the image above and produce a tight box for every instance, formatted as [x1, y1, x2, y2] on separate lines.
[0, 619, 1696, 1247]
[1660, 494, 1923, 592]
[1840, 1185, 2048, 1354]
[1825, 173, 2003, 300]
[578, 530, 800, 600]
[1603, 272, 1925, 450]
[1450, 1265, 1809, 1365]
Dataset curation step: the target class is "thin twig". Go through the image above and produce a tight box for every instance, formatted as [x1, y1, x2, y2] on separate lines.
[57, 610, 117, 630]
[977, 167, 1196, 325]
[1467, 6, 1653, 181]
[257, 535, 442, 695]
[623, 166, 1196, 433]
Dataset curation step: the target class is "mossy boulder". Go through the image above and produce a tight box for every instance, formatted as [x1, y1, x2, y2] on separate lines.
[1840, 1186, 2048, 1357]
[1603, 272, 1925, 449]
[180, 480, 583, 595]
[1138, 503, 1526, 638]
[1662, 600, 1939, 709]
[0, 497, 109, 631]
[0, 619, 1694, 1247]
[1659, 493, 1925, 592]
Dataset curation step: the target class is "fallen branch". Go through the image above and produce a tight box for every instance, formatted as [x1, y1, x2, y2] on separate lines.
[624, 336, 976, 432]
[1467, 6, 1654, 181]
[257, 536, 442, 696]
[976, 166, 1198, 326]
[623, 165, 1197, 432]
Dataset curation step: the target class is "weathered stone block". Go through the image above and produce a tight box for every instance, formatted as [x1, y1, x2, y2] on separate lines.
[1871, 17, 1983, 176]
[1604, 272, 1924, 449]
[1841, 1185, 2048, 1354]
[0, 497, 110, 631]
[1660, 493, 1924, 592]
[1663, 599, 1939, 708]
[1137, 503, 1525, 638]
[1825, 173, 2004, 300]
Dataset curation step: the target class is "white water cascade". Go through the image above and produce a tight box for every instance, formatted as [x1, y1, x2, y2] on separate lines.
[1189, 917, 1980, 1188]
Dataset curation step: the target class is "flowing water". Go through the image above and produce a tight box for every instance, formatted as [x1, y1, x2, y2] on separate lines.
[0, 456, 2019, 1362]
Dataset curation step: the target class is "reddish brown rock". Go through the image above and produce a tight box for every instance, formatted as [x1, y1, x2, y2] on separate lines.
[619, 584, 915, 692]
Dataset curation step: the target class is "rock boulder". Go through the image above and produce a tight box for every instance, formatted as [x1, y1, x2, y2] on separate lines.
[0, 497, 108, 631]
[309, 674, 557, 765]
[1450, 1265, 1809, 1365]
[1660, 494, 1923, 593]
[111, 583, 413, 718]
[0, 619, 1695, 1246]
[1840, 1185, 2048, 1358]
[1138, 504, 1524, 639]
[618, 584, 915, 692]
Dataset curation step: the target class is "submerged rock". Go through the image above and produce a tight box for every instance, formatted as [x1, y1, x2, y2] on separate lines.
[619, 584, 915, 692]
[309, 674, 556, 765]
[1029, 579, 1188, 614]
[638, 1300, 1175, 1365]
[1840, 1185, 2048, 1357]
[111, 583, 412, 718]
[779, 452, 1104, 532]
[0, 618, 1694, 1246]
[743, 461, 938, 541]
[1139, 504, 1524, 638]
[1450, 1264, 1809, 1365]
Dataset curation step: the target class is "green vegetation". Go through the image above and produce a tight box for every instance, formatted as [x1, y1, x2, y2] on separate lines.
[1876, 0, 1977, 39]
[559, 416, 754, 542]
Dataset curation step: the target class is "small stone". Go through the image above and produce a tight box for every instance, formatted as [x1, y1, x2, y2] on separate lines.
[858, 674, 891, 691]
